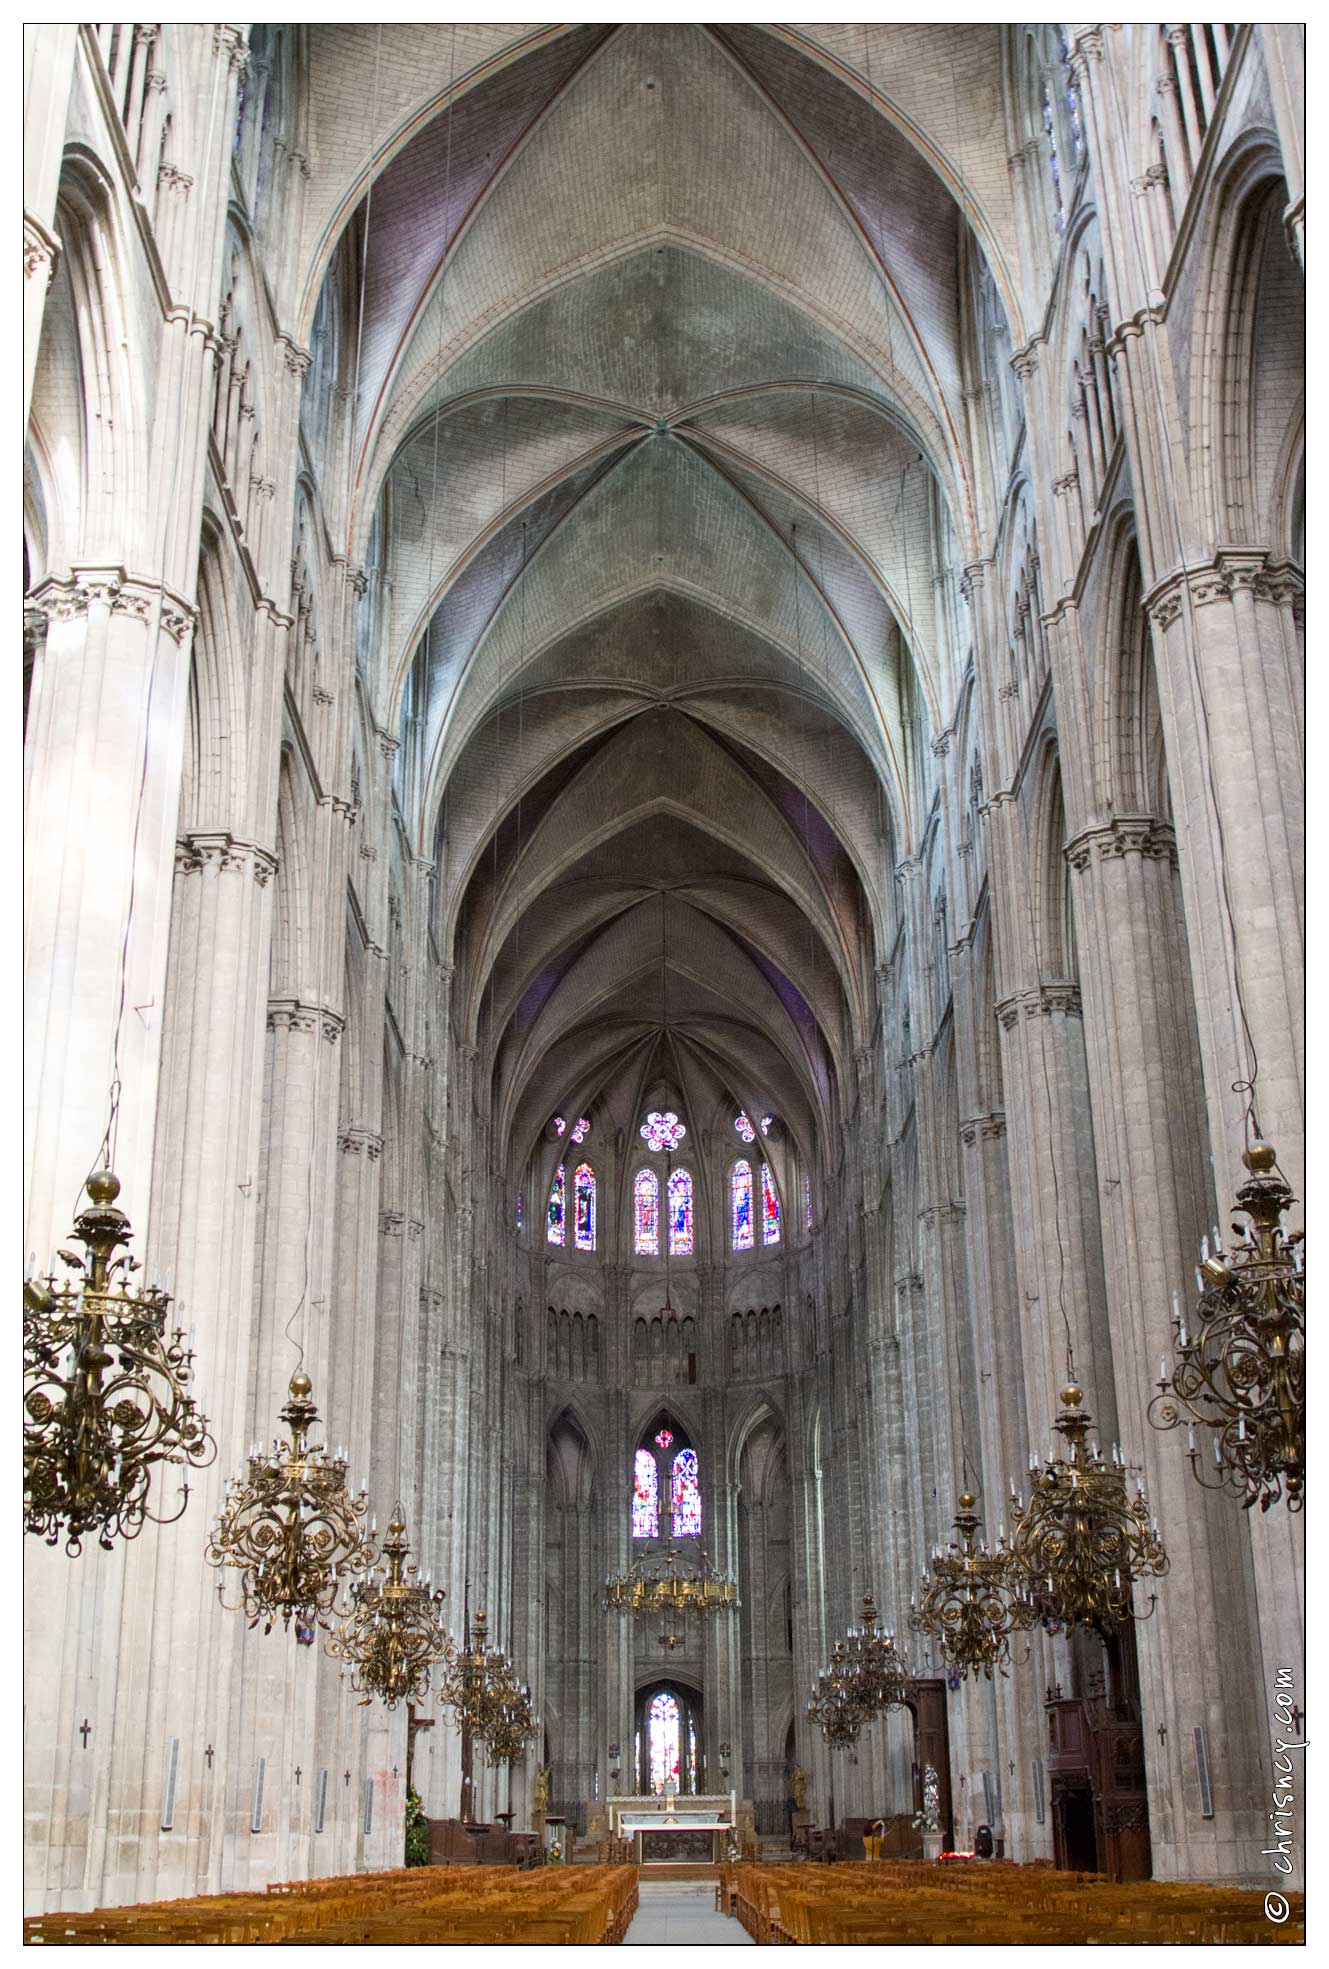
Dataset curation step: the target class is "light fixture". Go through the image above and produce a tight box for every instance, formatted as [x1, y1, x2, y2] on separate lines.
[807, 1596, 911, 1748]
[325, 1504, 452, 1706]
[807, 1642, 867, 1748]
[24, 1170, 215, 1554]
[604, 1540, 739, 1618]
[910, 1495, 1033, 1680]
[205, 1371, 375, 1633]
[1009, 1385, 1169, 1634]
[841, 1593, 911, 1711]
[1149, 1141, 1304, 1512]
[438, 1607, 537, 1764]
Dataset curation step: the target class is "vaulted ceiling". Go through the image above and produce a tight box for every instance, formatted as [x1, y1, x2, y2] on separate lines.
[310, 23, 1003, 1185]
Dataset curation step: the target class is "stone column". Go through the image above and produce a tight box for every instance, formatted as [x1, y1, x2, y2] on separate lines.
[23, 23, 75, 419]
[1142, 561, 1303, 1207]
[1068, 816, 1276, 1880]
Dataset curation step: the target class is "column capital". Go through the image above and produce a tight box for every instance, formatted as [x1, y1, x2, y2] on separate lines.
[29, 568, 197, 643]
[175, 830, 277, 885]
[1065, 816, 1177, 872]
[995, 982, 1081, 1028]
[1145, 551, 1304, 628]
[338, 1126, 383, 1160]
[276, 333, 313, 378]
[266, 996, 344, 1042]
[24, 209, 62, 287]
[959, 1111, 1006, 1146]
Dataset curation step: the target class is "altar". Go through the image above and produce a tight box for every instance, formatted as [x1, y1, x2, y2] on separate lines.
[609, 1793, 737, 1866]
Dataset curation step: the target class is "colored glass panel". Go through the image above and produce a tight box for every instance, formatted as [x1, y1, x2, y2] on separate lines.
[570, 1116, 590, 1144]
[633, 1448, 658, 1538]
[762, 1162, 781, 1245]
[733, 1112, 756, 1144]
[760, 1114, 774, 1136]
[648, 1691, 680, 1794]
[671, 1447, 701, 1537]
[655, 1428, 674, 1450]
[641, 1110, 686, 1152]
[551, 1116, 566, 1136]
[634, 1168, 660, 1255]
[804, 1174, 813, 1231]
[516, 1191, 523, 1230]
[668, 1168, 694, 1256]
[731, 1160, 754, 1250]
[547, 1163, 566, 1245]
[574, 1162, 596, 1251]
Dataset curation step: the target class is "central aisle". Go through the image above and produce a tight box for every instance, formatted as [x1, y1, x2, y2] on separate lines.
[622, 1882, 755, 1946]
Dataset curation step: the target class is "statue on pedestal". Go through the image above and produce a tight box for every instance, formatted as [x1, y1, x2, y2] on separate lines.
[789, 1765, 808, 1810]
[533, 1763, 550, 1825]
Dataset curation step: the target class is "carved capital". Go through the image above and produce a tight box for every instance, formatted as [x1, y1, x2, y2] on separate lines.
[266, 997, 344, 1042]
[379, 1210, 406, 1237]
[995, 983, 1081, 1028]
[157, 162, 194, 196]
[1065, 817, 1177, 872]
[24, 210, 62, 286]
[338, 1127, 383, 1160]
[960, 1111, 1006, 1147]
[277, 334, 313, 377]
[214, 24, 250, 75]
[175, 831, 277, 885]
[28, 568, 197, 643]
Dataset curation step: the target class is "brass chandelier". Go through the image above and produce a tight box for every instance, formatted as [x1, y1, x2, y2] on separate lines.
[603, 1539, 739, 1618]
[910, 1495, 1033, 1680]
[807, 1595, 911, 1748]
[205, 1371, 375, 1633]
[806, 1642, 867, 1748]
[1009, 1385, 1169, 1634]
[438, 1608, 537, 1764]
[24, 1170, 215, 1554]
[1149, 1141, 1304, 1513]
[326, 1504, 452, 1707]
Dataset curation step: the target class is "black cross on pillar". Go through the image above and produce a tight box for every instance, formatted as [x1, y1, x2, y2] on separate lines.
[344, 1770, 352, 1788]
[294, 1766, 302, 1786]
[391, 1766, 399, 1780]
[205, 1745, 215, 1769]
[79, 1719, 91, 1749]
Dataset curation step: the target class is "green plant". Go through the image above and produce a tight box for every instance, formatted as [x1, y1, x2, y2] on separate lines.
[405, 1786, 430, 1867]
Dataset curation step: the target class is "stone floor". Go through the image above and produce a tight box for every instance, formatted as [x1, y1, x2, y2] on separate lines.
[622, 1881, 754, 1946]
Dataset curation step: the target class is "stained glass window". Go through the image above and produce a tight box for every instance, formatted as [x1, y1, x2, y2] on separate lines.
[570, 1116, 590, 1145]
[648, 1690, 680, 1794]
[731, 1160, 754, 1250]
[655, 1428, 674, 1451]
[762, 1162, 781, 1245]
[551, 1116, 566, 1137]
[671, 1447, 701, 1537]
[668, 1169, 694, 1256]
[547, 1163, 566, 1245]
[516, 1191, 523, 1230]
[574, 1162, 596, 1251]
[641, 1110, 686, 1152]
[804, 1174, 813, 1232]
[633, 1447, 658, 1538]
[733, 1112, 756, 1144]
[760, 1114, 775, 1136]
[634, 1168, 660, 1256]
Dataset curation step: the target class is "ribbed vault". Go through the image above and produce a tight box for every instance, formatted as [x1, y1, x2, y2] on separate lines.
[322, 21, 1000, 1187]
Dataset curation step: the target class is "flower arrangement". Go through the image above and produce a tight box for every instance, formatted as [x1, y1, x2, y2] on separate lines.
[405, 1786, 429, 1867]
[549, 1839, 563, 1861]
[912, 1764, 942, 1833]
